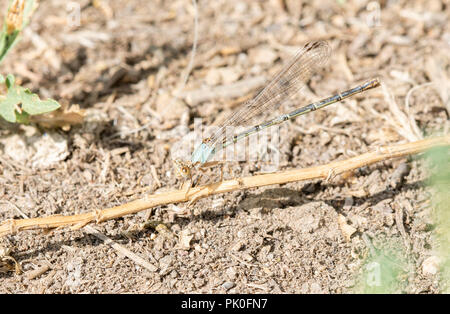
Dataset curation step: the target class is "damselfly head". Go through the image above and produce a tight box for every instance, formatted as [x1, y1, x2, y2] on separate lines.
[173, 159, 192, 179]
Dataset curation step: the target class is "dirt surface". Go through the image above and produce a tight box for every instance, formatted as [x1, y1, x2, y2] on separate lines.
[0, 0, 449, 293]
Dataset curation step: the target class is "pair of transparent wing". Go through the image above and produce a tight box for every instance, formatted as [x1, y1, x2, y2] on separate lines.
[205, 40, 331, 152]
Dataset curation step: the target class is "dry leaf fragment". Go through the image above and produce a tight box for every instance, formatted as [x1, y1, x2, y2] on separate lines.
[179, 229, 194, 250]
[30, 104, 85, 130]
[0, 245, 21, 274]
[338, 214, 357, 242]
[6, 0, 25, 35]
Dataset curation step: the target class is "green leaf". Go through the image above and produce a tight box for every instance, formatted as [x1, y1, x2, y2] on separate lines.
[20, 88, 60, 115]
[0, 92, 17, 122]
[0, 27, 20, 64]
[0, 74, 60, 123]
[15, 110, 29, 123]
[5, 73, 14, 87]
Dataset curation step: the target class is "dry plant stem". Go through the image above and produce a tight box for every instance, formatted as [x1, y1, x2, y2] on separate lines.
[1, 136, 449, 237]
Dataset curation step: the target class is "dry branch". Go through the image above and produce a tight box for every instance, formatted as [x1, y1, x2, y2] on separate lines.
[1, 136, 449, 237]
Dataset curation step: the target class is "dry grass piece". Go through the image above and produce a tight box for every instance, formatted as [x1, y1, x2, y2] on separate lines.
[0, 136, 449, 237]
[30, 104, 85, 131]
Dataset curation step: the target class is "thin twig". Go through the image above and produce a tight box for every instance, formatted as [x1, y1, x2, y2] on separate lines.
[179, 0, 198, 90]
[83, 225, 158, 272]
[0, 190, 158, 272]
[0, 136, 449, 237]
[1, 200, 28, 219]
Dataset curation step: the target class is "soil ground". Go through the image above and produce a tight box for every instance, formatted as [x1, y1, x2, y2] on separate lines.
[0, 0, 449, 293]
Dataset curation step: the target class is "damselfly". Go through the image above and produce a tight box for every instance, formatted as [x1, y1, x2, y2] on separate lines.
[173, 41, 380, 186]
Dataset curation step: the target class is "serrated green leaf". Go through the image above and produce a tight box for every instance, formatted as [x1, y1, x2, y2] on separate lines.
[21, 89, 60, 114]
[0, 93, 17, 122]
[0, 74, 60, 123]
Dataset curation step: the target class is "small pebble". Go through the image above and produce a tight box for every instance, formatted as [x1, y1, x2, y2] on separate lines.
[222, 281, 235, 291]
[226, 267, 237, 280]
[205, 68, 221, 86]
[237, 230, 246, 238]
[422, 256, 440, 275]
[231, 241, 244, 252]
[242, 253, 254, 262]
[219, 67, 241, 84]
[179, 230, 194, 250]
